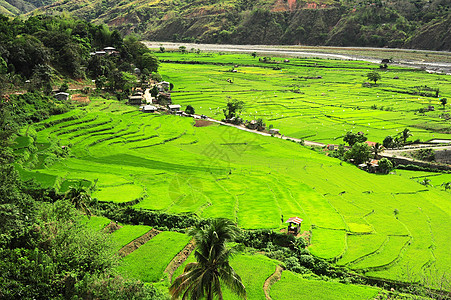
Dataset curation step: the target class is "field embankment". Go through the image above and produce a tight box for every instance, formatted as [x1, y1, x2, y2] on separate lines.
[16, 92, 451, 286]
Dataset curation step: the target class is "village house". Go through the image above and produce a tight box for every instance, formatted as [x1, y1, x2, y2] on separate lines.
[159, 81, 170, 90]
[142, 105, 158, 113]
[269, 128, 280, 135]
[157, 92, 172, 105]
[168, 104, 181, 113]
[128, 94, 143, 105]
[90, 47, 119, 57]
[247, 120, 257, 130]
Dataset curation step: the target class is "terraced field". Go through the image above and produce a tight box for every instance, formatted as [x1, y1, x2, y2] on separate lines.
[84, 217, 380, 299]
[15, 52, 451, 288]
[18, 97, 450, 287]
[156, 52, 451, 144]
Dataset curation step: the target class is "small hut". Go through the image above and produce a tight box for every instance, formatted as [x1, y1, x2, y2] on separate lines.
[285, 217, 303, 235]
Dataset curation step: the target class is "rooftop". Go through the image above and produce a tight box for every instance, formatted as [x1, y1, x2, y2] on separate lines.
[285, 217, 303, 224]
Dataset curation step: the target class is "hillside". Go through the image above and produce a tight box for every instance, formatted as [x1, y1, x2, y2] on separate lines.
[17, 0, 449, 51]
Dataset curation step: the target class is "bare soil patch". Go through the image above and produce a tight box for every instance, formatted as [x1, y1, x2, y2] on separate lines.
[164, 240, 196, 282]
[263, 265, 284, 300]
[194, 119, 213, 127]
[103, 221, 122, 234]
[118, 228, 161, 257]
[71, 94, 90, 104]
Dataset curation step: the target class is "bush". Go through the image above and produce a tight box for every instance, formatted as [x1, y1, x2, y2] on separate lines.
[344, 142, 371, 164]
[299, 254, 315, 268]
[378, 157, 393, 174]
[185, 105, 195, 115]
[412, 148, 435, 162]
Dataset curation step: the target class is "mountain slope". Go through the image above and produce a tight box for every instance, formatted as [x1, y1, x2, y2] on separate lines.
[4, 0, 451, 50]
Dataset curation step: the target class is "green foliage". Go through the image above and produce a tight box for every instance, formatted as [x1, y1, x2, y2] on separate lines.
[64, 181, 92, 216]
[0, 15, 157, 92]
[0, 57, 6, 74]
[412, 148, 435, 162]
[223, 98, 245, 120]
[170, 219, 246, 300]
[367, 70, 381, 84]
[378, 157, 393, 174]
[139, 52, 159, 74]
[343, 131, 367, 146]
[344, 142, 372, 164]
[185, 104, 195, 115]
[400, 128, 412, 144]
[59, 82, 69, 92]
[383, 135, 394, 148]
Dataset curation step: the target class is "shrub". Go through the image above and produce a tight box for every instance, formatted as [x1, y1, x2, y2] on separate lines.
[412, 148, 435, 162]
[378, 157, 393, 174]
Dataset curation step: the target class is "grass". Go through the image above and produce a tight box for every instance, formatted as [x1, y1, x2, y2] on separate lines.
[156, 51, 451, 144]
[309, 228, 347, 260]
[17, 52, 451, 286]
[222, 254, 280, 300]
[92, 183, 144, 203]
[110, 225, 152, 252]
[117, 231, 191, 282]
[82, 215, 111, 231]
[172, 252, 280, 300]
[271, 270, 380, 300]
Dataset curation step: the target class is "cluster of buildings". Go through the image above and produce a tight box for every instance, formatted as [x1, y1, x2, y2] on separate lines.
[89, 47, 120, 57]
[128, 80, 182, 115]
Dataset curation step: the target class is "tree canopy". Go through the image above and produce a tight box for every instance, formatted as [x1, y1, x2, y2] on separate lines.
[170, 218, 246, 300]
[367, 71, 381, 84]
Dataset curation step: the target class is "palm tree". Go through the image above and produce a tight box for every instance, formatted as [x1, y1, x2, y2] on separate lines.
[441, 182, 451, 191]
[371, 142, 384, 159]
[170, 218, 246, 300]
[400, 128, 412, 145]
[64, 182, 92, 217]
[420, 178, 431, 187]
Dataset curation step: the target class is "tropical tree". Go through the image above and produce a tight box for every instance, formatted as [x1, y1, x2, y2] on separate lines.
[343, 131, 367, 146]
[170, 218, 246, 300]
[367, 71, 381, 84]
[440, 98, 447, 109]
[400, 128, 412, 144]
[64, 182, 91, 217]
[441, 182, 451, 191]
[139, 52, 159, 73]
[383, 135, 394, 148]
[344, 142, 372, 164]
[223, 99, 245, 121]
[371, 142, 384, 158]
[185, 104, 195, 115]
[420, 178, 431, 187]
[378, 157, 393, 174]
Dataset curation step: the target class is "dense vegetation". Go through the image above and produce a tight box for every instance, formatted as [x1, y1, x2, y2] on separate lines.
[17, 0, 450, 51]
[1, 14, 450, 298]
[0, 13, 159, 98]
[0, 15, 168, 299]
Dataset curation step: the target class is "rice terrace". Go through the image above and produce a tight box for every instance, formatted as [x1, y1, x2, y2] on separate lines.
[12, 46, 451, 299]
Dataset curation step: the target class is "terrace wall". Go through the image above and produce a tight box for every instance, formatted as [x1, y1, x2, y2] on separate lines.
[385, 156, 451, 172]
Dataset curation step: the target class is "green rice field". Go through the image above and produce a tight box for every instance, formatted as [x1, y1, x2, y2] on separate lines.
[156, 52, 451, 144]
[117, 231, 191, 282]
[15, 52, 451, 288]
[110, 224, 153, 252]
[271, 270, 379, 300]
